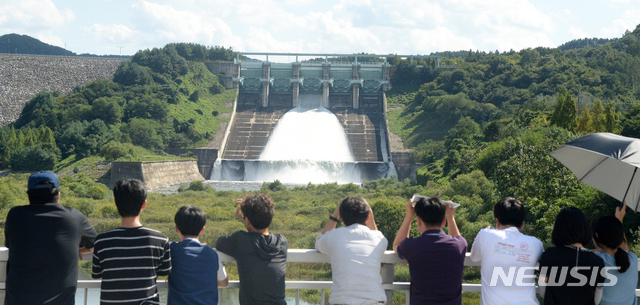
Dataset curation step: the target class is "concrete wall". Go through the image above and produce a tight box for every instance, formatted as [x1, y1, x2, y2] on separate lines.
[206, 61, 240, 89]
[165, 149, 218, 179]
[391, 152, 422, 183]
[110, 160, 204, 190]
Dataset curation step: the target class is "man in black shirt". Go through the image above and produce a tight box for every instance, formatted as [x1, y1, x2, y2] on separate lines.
[4, 171, 97, 305]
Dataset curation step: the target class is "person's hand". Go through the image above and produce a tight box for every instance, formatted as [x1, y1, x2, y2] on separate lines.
[405, 199, 416, 218]
[234, 199, 244, 220]
[78, 247, 93, 260]
[445, 203, 457, 219]
[616, 204, 626, 223]
[332, 203, 340, 219]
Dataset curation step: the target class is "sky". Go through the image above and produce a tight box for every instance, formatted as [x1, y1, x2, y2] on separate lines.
[0, 0, 639, 59]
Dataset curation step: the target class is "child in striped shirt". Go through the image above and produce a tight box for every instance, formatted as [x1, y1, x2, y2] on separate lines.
[92, 179, 171, 305]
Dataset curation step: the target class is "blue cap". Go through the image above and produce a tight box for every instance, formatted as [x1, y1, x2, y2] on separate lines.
[27, 171, 60, 190]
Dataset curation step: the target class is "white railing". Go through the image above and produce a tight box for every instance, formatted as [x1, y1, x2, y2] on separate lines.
[0, 248, 639, 305]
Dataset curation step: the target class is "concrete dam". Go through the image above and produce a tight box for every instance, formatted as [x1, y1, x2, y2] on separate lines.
[210, 53, 395, 184]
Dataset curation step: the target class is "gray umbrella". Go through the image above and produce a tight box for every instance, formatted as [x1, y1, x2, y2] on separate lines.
[549, 132, 640, 211]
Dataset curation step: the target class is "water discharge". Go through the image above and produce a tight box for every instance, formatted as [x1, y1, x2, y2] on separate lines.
[252, 94, 361, 184]
[260, 94, 354, 162]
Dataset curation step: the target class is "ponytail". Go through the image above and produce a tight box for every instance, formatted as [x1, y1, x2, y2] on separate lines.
[592, 215, 630, 273]
[614, 247, 631, 273]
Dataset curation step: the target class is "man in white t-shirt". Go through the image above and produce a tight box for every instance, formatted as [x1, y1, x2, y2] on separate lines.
[315, 196, 388, 305]
[470, 197, 543, 305]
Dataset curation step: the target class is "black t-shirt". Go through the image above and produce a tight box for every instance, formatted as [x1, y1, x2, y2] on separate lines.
[4, 202, 97, 305]
[216, 231, 288, 305]
[539, 246, 606, 305]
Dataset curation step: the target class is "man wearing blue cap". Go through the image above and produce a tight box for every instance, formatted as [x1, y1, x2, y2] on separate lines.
[4, 171, 97, 305]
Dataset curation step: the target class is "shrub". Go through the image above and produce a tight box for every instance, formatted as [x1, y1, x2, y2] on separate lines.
[100, 141, 135, 161]
[209, 83, 224, 95]
[100, 205, 120, 218]
[87, 184, 109, 200]
[178, 180, 212, 192]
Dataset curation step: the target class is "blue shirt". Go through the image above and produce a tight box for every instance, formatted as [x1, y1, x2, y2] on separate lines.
[168, 238, 225, 305]
[594, 250, 638, 305]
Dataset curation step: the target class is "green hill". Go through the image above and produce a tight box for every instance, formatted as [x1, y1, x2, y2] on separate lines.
[388, 24, 640, 147]
[0, 43, 238, 171]
[0, 33, 74, 56]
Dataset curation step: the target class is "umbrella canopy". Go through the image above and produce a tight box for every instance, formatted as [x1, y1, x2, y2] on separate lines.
[549, 132, 640, 211]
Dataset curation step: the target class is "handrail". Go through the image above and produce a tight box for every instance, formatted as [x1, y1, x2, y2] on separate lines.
[0, 248, 639, 304]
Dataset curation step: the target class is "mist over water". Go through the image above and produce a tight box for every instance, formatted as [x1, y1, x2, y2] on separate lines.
[252, 94, 361, 184]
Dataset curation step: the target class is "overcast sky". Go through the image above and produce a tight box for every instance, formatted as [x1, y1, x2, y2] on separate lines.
[0, 0, 639, 58]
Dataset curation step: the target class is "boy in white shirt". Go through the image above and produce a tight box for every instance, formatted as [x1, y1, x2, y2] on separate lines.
[470, 197, 543, 305]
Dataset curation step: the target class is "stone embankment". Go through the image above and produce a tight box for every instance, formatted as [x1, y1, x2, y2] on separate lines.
[0, 54, 125, 126]
[110, 160, 205, 190]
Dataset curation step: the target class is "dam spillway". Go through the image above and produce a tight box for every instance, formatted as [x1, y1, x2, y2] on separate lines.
[211, 55, 394, 184]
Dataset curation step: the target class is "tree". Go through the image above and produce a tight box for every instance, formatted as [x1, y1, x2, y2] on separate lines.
[14, 92, 61, 130]
[121, 118, 164, 150]
[621, 104, 640, 138]
[575, 106, 594, 132]
[113, 62, 154, 86]
[124, 95, 169, 122]
[444, 117, 482, 150]
[550, 91, 578, 130]
[590, 100, 606, 132]
[91, 97, 124, 125]
[37, 127, 57, 152]
[9, 146, 56, 171]
[605, 102, 621, 133]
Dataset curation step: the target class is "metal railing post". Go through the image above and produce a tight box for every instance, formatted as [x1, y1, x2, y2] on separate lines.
[380, 263, 394, 304]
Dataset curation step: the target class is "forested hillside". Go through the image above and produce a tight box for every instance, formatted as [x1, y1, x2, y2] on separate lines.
[386, 24, 640, 246]
[0, 44, 238, 171]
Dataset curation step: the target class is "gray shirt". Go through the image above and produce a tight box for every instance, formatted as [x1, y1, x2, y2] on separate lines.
[216, 231, 288, 305]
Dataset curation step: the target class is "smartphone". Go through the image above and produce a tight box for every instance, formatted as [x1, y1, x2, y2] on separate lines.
[411, 194, 460, 208]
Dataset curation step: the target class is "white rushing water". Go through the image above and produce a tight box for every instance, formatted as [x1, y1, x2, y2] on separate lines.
[259, 94, 354, 162]
[252, 94, 361, 184]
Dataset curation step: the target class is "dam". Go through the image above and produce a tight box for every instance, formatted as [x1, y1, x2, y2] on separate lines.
[209, 53, 399, 184]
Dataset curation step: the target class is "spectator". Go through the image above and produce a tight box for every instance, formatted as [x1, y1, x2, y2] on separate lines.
[216, 195, 287, 305]
[469, 197, 543, 305]
[168, 205, 228, 305]
[591, 206, 637, 305]
[92, 179, 171, 305]
[4, 171, 97, 305]
[393, 197, 467, 305]
[315, 196, 388, 305]
[539, 207, 606, 305]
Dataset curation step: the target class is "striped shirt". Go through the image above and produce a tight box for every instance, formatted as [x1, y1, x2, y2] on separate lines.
[92, 226, 171, 305]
